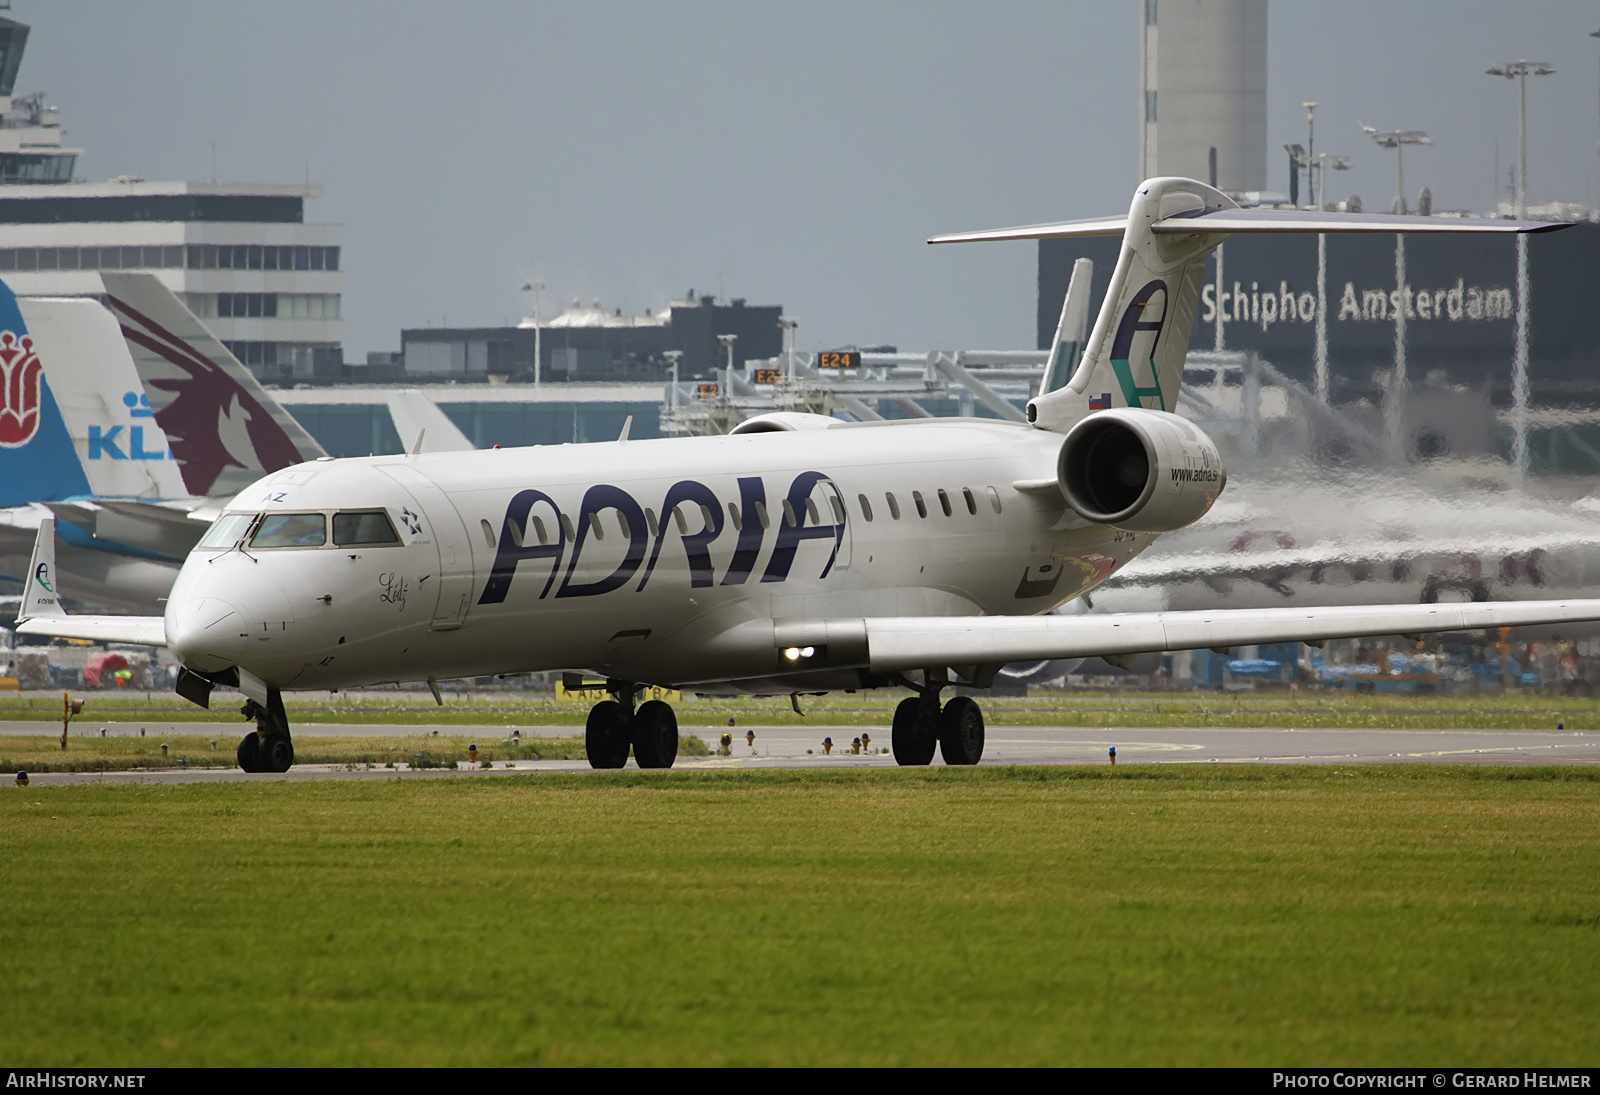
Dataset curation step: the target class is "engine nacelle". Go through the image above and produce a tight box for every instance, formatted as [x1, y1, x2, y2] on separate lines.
[1057, 408, 1225, 532]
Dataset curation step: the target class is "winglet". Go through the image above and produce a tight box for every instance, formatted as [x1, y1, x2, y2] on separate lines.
[19, 517, 65, 620]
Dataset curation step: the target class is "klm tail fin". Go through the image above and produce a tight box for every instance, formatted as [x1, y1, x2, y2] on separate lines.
[18, 296, 190, 500]
[1039, 258, 1093, 396]
[99, 273, 327, 498]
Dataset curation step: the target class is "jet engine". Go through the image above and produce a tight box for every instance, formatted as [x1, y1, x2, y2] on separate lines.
[1057, 408, 1225, 533]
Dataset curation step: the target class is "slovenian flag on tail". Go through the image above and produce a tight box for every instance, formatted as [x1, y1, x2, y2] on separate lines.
[1088, 393, 1111, 411]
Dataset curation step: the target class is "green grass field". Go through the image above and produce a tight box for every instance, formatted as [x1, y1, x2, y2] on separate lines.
[2, 686, 1596, 731]
[3, 766, 1597, 1066]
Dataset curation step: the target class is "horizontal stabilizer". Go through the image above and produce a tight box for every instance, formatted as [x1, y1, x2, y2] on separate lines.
[930, 206, 1568, 245]
[14, 615, 168, 647]
[853, 599, 1600, 673]
[929, 216, 1128, 245]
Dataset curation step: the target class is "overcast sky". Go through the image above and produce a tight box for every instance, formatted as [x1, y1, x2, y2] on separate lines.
[15, 1, 1600, 358]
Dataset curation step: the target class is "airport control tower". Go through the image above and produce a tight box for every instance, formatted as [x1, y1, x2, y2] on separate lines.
[1138, 0, 1268, 194]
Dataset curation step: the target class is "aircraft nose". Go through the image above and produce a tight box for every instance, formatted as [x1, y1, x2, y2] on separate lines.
[165, 595, 248, 672]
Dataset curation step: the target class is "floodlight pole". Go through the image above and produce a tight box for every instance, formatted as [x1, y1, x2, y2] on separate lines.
[1304, 101, 1318, 207]
[523, 280, 545, 388]
[1487, 60, 1555, 219]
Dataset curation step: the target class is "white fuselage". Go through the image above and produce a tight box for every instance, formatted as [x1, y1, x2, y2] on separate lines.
[163, 420, 1158, 693]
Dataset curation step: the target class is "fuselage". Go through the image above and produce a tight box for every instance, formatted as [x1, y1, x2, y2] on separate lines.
[164, 419, 1158, 692]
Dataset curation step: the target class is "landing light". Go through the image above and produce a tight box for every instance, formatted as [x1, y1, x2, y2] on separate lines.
[783, 646, 816, 661]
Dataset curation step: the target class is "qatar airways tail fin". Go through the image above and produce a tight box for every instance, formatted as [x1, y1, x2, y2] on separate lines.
[100, 272, 326, 498]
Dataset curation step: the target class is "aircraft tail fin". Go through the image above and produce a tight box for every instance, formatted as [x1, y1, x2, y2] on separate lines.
[100, 273, 327, 498]
[18, 296, 191, 500]
[0, 277, 95, 507]
[388, 390, 474, 453]
[1039, 258, 1093, 396]
[1032, 178, 1234, 430]
[13, 516, 168, 644]
[19, 515, 64, 620]
[930, 177, 1567, 435]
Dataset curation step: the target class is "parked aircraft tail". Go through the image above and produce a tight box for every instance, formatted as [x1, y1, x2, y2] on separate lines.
[19, 295, 190, 501]
[0, 275, 189, 507]
[1038, 257, 1093, 396]
[930, 176, 1566, 435]
[100, 273, 326, 498]
[388, 390, 475, 453]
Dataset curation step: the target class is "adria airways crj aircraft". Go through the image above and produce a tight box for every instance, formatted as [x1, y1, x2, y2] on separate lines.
[17, 177, 1600, 772]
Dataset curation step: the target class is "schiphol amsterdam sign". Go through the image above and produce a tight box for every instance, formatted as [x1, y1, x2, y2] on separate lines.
[1200, 277, 1514, 334]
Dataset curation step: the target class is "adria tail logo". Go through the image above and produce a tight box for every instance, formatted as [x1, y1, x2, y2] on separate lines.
[0, 330, 42, 448]
[1108, 279, 1170, 412]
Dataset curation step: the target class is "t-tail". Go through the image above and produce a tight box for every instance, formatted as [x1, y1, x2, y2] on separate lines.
[930, 176, 1565, 436]
[100, 272, 327, 498]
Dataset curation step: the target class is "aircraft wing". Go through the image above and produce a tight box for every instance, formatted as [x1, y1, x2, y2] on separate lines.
[851, 599, 1600, 672]
[1104, 529, 1600, 586]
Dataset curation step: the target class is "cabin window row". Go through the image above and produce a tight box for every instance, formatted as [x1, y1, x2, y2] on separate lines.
[854, 486, 1002, 522]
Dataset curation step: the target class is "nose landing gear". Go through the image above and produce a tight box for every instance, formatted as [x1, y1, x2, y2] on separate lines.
[583, 681, 679, 770]
[890, 673, 985, 766]
[237, 687, 294, 773]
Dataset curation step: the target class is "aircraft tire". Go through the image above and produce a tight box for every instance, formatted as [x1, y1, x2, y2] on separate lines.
[891, 697, 937, 766]
[585, 700, 631, 769]
[632, 700, 678, 769]
[236, 732, 262, 772]
[260, 733, 295, 773]
[937, 696, 985, 766]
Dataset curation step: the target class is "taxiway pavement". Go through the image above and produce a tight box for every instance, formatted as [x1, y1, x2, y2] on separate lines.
[8, 721, 1599, 785]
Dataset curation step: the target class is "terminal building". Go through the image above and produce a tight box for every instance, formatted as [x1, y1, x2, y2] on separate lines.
[398, 291, 782, 384]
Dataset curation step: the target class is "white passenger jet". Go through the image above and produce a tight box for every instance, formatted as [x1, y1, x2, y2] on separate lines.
[17, 177, 1600, 773]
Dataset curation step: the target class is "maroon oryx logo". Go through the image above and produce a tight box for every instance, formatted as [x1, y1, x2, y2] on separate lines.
[0, 331, 42, 448]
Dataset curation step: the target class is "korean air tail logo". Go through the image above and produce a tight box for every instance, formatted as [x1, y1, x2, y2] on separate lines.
[0, 330, 42, 448]
[1108, 279, 1169, 412]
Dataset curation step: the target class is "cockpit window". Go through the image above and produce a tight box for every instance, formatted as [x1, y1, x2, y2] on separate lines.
[198, 512, 259, 550]
[333, 511, 400, 546]
[250, 512, 327, 548]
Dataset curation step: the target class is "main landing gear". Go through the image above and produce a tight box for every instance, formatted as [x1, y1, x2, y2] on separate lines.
[891, 672, 984, 767]
[237, 687, 294, 773]
[585, 681, 678, 769]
